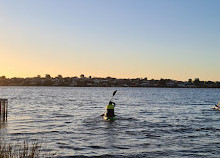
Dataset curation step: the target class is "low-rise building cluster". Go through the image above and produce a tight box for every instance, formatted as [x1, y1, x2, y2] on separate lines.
[0, 75, 220, 88]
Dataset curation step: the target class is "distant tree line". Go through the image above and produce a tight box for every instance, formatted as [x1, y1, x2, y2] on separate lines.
[0, 75, 220, 88]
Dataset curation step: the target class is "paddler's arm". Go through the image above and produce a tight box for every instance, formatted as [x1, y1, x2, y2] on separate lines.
[112, 102, 116, 107]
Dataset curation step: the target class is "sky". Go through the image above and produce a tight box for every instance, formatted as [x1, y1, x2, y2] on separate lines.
[0, 0, 220, 81]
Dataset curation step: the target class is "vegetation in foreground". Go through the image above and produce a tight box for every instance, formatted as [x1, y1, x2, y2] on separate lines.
[0, 139, 55, 158]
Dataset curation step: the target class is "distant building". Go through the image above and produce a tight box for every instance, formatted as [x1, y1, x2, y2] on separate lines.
[140, 81, 151, 87]
[166, 82, 176, 87]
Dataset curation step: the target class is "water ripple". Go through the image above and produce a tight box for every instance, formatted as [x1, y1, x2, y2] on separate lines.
[1, 87, 220, 157]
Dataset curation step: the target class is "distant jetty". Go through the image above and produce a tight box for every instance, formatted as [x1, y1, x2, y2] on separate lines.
[0, 75, 219, 88]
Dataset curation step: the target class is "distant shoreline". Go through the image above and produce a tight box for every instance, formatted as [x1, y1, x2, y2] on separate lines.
[1, 75, 220, 88]
[0, 85, 220, 89]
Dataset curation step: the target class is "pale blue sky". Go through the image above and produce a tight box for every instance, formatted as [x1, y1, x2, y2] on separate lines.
[1, 0, 220, 81]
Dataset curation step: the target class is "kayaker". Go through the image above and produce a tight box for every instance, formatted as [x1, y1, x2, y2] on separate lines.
[215, 102, 220, 110]
[215, 102, 220, 107]
[105, 101, 116, 117]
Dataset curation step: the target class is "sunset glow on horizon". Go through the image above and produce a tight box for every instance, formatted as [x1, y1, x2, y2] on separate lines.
[1, 0, 220, 81]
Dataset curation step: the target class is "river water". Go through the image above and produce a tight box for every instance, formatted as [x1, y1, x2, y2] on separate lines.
[0, 87, 220, 157]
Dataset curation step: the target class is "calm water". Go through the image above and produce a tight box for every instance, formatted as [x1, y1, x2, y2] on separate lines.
[0, 87, 220, 157]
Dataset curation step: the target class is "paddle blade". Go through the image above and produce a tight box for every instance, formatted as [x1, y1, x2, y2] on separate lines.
[113, 90, 117, 96]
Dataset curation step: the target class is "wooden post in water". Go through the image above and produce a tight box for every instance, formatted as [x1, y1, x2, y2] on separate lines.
[0, 101, 1, 118]
[6, 100, 8, 121]
[0, 99, 8, 121]
[3, 101, 5, 121]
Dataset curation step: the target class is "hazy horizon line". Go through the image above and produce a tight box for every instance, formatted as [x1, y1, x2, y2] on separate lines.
[1, 74, 218, 82]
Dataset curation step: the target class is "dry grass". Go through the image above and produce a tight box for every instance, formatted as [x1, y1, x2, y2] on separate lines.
[0, 139, 55, 158]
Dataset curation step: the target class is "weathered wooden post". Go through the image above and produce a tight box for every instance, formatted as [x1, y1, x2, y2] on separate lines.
[3, 100, 5, 121]
[0, 99, 8, 121]
[6, 100, 8, 120]
[0, 101, 1, 117]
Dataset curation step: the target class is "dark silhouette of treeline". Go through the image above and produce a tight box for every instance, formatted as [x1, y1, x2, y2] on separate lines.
[0, 74, 220, 88]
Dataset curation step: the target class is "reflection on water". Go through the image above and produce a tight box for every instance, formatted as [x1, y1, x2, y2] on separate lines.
[0, 121, 7, 139]
[0, 122, 7, 129]
[0, 87, 220, 157]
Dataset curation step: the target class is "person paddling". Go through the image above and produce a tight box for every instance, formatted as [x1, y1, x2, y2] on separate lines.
[215, 102, 220, 107]
[215, 102, 220, 110]
[101, 90, 117, 118]
[105, 101, 116, 117]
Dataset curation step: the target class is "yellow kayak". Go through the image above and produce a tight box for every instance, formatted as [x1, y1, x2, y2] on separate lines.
[103, 115, 116, 121]
[211, 106, 220, 110]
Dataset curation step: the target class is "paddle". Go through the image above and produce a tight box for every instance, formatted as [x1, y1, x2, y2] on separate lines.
[110, 90, 117, 102]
